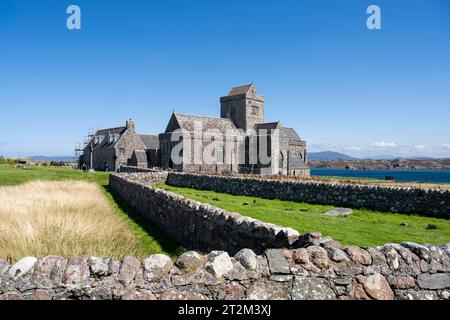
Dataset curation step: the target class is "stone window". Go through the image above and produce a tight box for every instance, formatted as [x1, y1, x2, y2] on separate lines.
[216, 147, 224, 164]
[251, 105, 259, 116]
[120, 148, 125, 155]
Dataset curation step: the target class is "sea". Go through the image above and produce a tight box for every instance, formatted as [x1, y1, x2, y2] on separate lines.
[311, 168, 450, 184]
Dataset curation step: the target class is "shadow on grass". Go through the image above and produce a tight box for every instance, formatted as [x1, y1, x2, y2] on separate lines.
[103, 185, 185, 257]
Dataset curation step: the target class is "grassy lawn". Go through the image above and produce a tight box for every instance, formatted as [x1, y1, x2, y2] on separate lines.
[0, 164, 110, 186]
[157, 184, 450, 247]
[0, 164, 184, 260]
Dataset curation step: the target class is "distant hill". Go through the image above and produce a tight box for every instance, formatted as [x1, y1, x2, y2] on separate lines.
[30, 155, 75, 162]
[308, 151, 358, 161]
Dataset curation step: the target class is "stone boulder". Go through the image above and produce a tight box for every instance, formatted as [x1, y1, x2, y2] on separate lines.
[292, 248, 310, 265]
[417, 273, 450, 290]
[205, 251, 233, 277]
[234, 249, 257, 270]
[175, 251, 205, 272]
[401, 242, 431, 262]
[118, 256, 141, 286]
[357, 274, 394, 300]
[8, 257, 37, 280]
[0, 290, 23, 300]
[349, 283, 370, 300]
[291, 276, 336, 300]
[62, 256, 90, 288]
[246, 281, 290, 300]
[345, 246, 372, 265]
[32, 289, 53, 300]
[32, 255, 67, 288]
[307, 246, 330, 268]
[122, 289, 157, 300]
[265, 249, 290, 274]
[143, 254, 173, 282]
[89, 257, 112, 277]
[324, 246, 348, 262]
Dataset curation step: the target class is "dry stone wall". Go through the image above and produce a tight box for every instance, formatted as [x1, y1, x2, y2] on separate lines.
[1, 234, 450, 300]
[109, 173, 300, 254]
[118, 165, 162, 173]
[166, 172, 450, 217]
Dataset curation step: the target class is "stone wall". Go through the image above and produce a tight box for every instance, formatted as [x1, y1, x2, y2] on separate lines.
[109, 173, 300, 254]
[118, 165, 162, 173]
[1, 235, 449, 300]
[166, 173, 450, 217]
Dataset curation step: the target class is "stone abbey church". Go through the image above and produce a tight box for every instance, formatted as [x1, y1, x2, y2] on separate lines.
[80, 84, 310, 177]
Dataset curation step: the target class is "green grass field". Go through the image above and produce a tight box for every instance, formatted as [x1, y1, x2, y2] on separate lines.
[157, 184, 450, 247]
[0, 164, 184, 259]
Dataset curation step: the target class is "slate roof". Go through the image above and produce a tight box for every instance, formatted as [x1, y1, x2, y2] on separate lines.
[172, 113, 238, 134]
[255, 122, 281, 131]
[96, 126, 126, 136]
[91, 127, 126, 150]
[289, 153, 309, 169]
[139, 135, 159, 149]
[228, 84, 253, 96]
[133, 150, 148, 162]
[283, 127, 303, 142]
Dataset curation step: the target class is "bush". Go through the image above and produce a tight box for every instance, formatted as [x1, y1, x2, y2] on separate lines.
[50, 161, 64, 167]
[0, 157, 21, 165]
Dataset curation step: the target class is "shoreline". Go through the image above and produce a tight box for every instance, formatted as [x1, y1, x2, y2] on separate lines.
[309, 159, 450, 171]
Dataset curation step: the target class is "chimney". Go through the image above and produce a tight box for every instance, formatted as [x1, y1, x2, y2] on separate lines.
[126, 119, 135, 130]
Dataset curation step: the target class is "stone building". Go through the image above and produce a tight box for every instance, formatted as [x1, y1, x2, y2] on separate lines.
[79, 84, 309, 176]
[159, 112, 240, 173]
[159, 84, 309, 176]
[82, 120, 155, 171]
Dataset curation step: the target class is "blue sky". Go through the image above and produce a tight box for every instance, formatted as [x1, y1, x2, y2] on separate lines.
[0, 0, 449, 158]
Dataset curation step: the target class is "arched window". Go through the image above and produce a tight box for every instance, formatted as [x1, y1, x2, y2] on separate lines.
[279, 152, 284, 169]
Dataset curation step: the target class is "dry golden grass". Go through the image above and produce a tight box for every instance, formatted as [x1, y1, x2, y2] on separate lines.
[0, 180, 146, 261]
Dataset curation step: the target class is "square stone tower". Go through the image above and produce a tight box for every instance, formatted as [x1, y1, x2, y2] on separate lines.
[220, 84, 265, 131]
